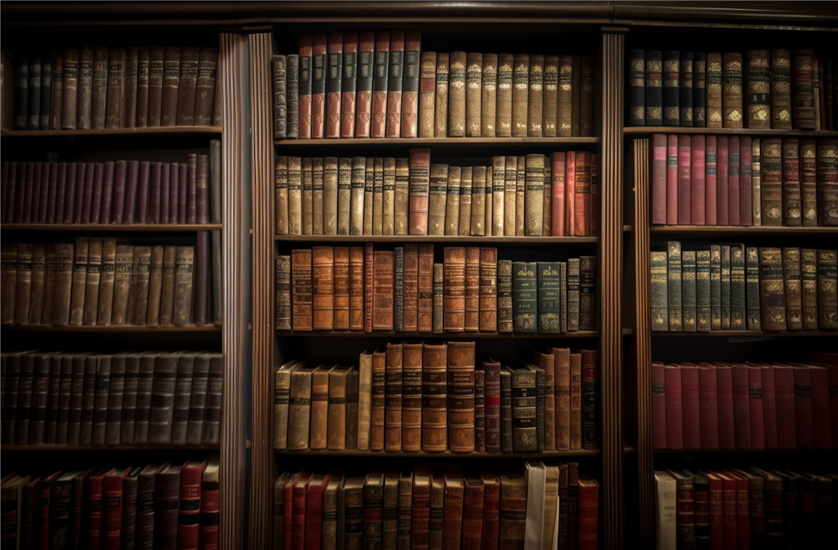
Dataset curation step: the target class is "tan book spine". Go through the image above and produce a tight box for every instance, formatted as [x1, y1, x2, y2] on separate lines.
[69, 237, 89, 326]
[418, 244, 435, 333]
[176, 46, 198, 126]
[432, 262, 444, 334]
[324, 157, 339, 235]
[443, 247, 466, 332]
[464, 247, 480, 332]
[543, 54, 558, 137]
[395, 157, 410, 236]
[543, 160, 552, 236]
[817, 249, 837, 329]
[527, 54, 544, 137]
[511, 54, 529, 137]
[558, 54, 573, 137]
[288, 157, 302, 236]
[172, 246, 194, 326]
[385, 342, 403, 451]
[801, 249, 818, 330]
[373, 157, 384, 235]
[76, 45, 93, 129]
[338, 157, 352, 236]
[479, 247, 498, 332]
[371, 349, 386, 451]
[310, 365, 333, 450]
[516, 156, 526, 237]
[445, 166, 461, 236]
[770, 49, 792, 129]
[471, 166, 486, 236]
[448, 341, 476, 453]
[422, 343, 448, 451]
[351, 157, 365, 236]
[570, 352, 582, 449]
[127, 245, 152, 326]
[62, 47, 80, 129]
[504, 156, 517, 236]
[580, 55, 595, 136]
[491, 157, 505, 236]
[288, 367, 313, 449]
[91, 46, 109, 129]
[50, 242, 74, 326]
[27, 244, 45, 326]
[274, 362, 296, 449]
[553, 347, 571, 450]
[428, 164, 448, 236]
[302, 157, 313, 235]
[752, 138, 762, 226]
[448, 51, 466, 137]
[383, 157, 397, 235]
[723, 52, 744, 128]
[313, 157, 325, 235]
[458, 167, 472, 236]
[81, 239, 103, 325]
[276, 255, 292, 331]
[706, 52, 723, 128]
[571, 55, 582, 136]
[524, 154, 545, 236]
[434, 53, 449, 137]
[358, 351, 373, 450]
[466, 52, 482, 137]
[402, 342, 423, 452]
[95, 239, 116, 326]
[496, 53, 513, 137]
[110, 245, 133, 326]
[481, 53, 498, 137]
[159, 246, 176, 326]
[334, 246, 350, 331]
[419, 51, 437, 138]
[800, 138, 818, 226]
[40, 244, 57, 325]
[312, 246, 335, 330]
[364, 157, 375, 236]
[144, 245, 164, 327]
[350, 246, 365, 331]
[782, 247, 803, 331]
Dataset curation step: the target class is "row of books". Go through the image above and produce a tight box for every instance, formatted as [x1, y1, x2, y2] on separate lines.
[0, 237, 220, 327]
[650, 134, 838, 227]
[278, 245, 597, 333]
[273, 463, 599, 550]
[0, 456, 219, 550]
[650, 243, 838, 332]
[275, 150, 600, 238]
[652, 361, 837, 451]
[272, 31, 596, 139]
[1, 140, 221, 225]
[655, 466, 836, 550]
[0, 46, 221, 131]
[628, 49, 835, 130]
[275, 345, 598, 453]
[0, 350, 223, 447]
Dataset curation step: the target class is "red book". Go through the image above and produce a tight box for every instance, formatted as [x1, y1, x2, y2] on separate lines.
[717, 471, 738, 550]
[292, 473, 312, 550]
[690, 135, 706, 225]
[479, 469, 499, 550]
[591, 153, 600, 237]
[103, 466, 133, 550]
[748, 365, 765, 450]
[653, 134, 669, 224]
[305, 472, 331, 550]
[88, 469, 107, 550]
[704, 135, 718, 226]
[408, 148, 430, 235]
[740, 136, 752, 225]
[38, 470, 62, 550]
[808, 365, 832, 449]
[677, 134, 691, 224]
[400, 31, 421, 138]
[551, 152, 566, 236]
[577, 475, 599, 550]
[386, 31, 405, 138]
[283, 472, 302, 550]
[340, 32, 358, 139]
[701, 471, 725, 547]
[299, 36, 313, 139]
[725, 470, 751, 550]
[310, 33, 328, 139]
[412, 467, 431, 550]
[760, 365, 779, 449]
[716, 136, 729, 225]
[731, 364, 752, 450]
[728, 136, 740, 226]
[773, 366, 797, 449]
[698, 364, 719, 450]
[178, 459, 207, 550]
[681, 363, 701, 450]
[793, 366, 814, 448]
[371, 31, 390, 139]
[364, 243, 373, 333]
[442, 473, 464, 550]
[326, 32, 343, 139]
[574, 150, 591, 236]
[666, 134, 679, 224]
[652, 361, 667, 449]
[565, 151, 576, 236]
[664, 364, 683, 450]
[715, 364, 735, 450]
[354, 31, 374, 138]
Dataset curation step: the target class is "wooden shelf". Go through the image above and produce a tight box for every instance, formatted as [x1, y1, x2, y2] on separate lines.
[654, 448, 837, 454]
[3, 444, 220, 451]
[625, 127, 838, 138]
[2, 324, 221, 333]
[2, 223, 222, 232]
[2, 126, 221, 138]
[275, 235, 599, 244]
[1, 126, 222, 149]
[651, 225, 838, 237]
[275, 448, 601, 458]
[277, 330, 600, 339]
[275, 136, 600, 149]
[652, 330, 836, 337]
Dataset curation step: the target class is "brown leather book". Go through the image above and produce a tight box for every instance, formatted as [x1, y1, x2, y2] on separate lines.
[557, 54, 573, 137]
[443, 247, 466, 332]
[793, 49, 816, 130]
[418, 244, 435, 333]
[40, 244, 58, 325]
[495, 52, 513, 137]
[400, 342, 423, 452]
[761, 137, 783, 226]
[135, 46, 150, 127]
[386, 31, 405, 138]
[801, 248, 819, 330]
[275, 156, 289, 235]
[470, 166, 486, 236]
[516, 156, 526, 236]
[49, 52, 64, 130]
[303, 157, 315, 235]
[542, 54, 558, 137]
[466, 52, 483, 137]
[370, 349, 386, 451]
[504, 156, 517, 236]
[145, 245, 164, 326]
[402, 244, 420, 333]
[434, 52, 449, 137]
[499, 472, 527, 550]
[61, 47, 80, 129]
[373, 250, 395, 331]
[372, 157, 383, 235]
[27, 243, 45, 325]
[10, 242, 30, 325]
[459, 167, 473, 237]
[107, 244, 132, 326]
[195, 47, 218, 126]
[76, 45, 93, 129]
[172, 245, 194, 326]
[197, 153, 211, 225]
[552, 347, 571, 450]
[82, 238, 102, 325]
[211, 50, 222, 128]
[722, 52, 744, 128]
[106, 47, 126, 129]
[818, 249, 838, 329]
[428, 163, 448, 236]
[288, 365, 315, 449]
[345, 367, 359, 450]
[511, 53, 529, 137]
[158, 246, 176, 326]
[91, 46, 108, 128]
[161, 46, 180, 127]
[326, 365, 351, 450]
[350, 156, 365, 236]
[818, 139, 838, 226]
[349, 246, 364, 331]
[124, 46, 138, 128]
[126, 245, 151, 326]
[338, 157, 352, 236]
[448, 341, 476, 452]
[312, 245, 334, 330]
[147, 45, 165, 127]
[509, 365, 537, 451]
[147, 352, 179, 444]
[365, 243, 374, 332]
[442, 474, 464, 550]
[310, 364, 333, 450]
[68, 237, 89, 326]
[433, 262, 445, 334]
[759, 247, 787, 331]
[334, 246, 350, 330]
[419, 51, 437, 138]
[534, 350, 556, 450]
[581, 55, 595, 136]
[352, 31, 373, 139]
[357, 350, 373, 450]
[746, 49, 771, 129]
[476, 53, 498, 138]
[422, 343, 448, 451]
[490, 156, 504, 237]
[524, 154, 545, 236]
[527, 54, 544, 137]
[324, 156, 338, 235]
[782, 247, 804, 331]
[570, 352, 583, 449]
[800, 138, 817, 226]
[445, 166, 460, 236]
[428, 466, 445, 549]
[478, 247, 498, 332]
[782, 138, 802, 226]
[770, 49, 792, 130]
[371, 31, 389, 139]
[571, 55, 582, 136]
[274, 360, 299, 449]
[409, 149, 430, 236]
[464, 247, 480, 332]
[403, 32, 423, 137]
[395, 157, 410, 236]
[448, 51, 466, 137]
[176, 47, 199, 126]
[383, 157, 397, 235]
[385, 342, 403, 451]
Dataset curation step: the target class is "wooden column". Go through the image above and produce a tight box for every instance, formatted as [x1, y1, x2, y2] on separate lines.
[247, 30, 276, 550]
[599, 26, 627, 550]
[220, 31, 249, 550]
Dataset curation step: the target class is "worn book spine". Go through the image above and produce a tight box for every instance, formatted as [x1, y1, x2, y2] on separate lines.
[537, 261, 561, 334]
[800, 138, 817, 226]
[395, 246, 404, 332]
[498, 367, 513, 452]
[433, 262, 444, 334]
[385, 31, 405, 138]
[106, 47, 127, 129]
[570, 353, 584, 450]
[82, 238, 103, 325]
[497, 259, 513, 333]
[364, 243, 373, 332]
[326, 32, 343, 138]
[463, 246, 480, 332]
[479, 52, 499, 138]
[443, 247, 466, 332]
[471, 166, 487, 236]
[339, 33, 358, 138]
[663, 242, 682, 331]
[160, 46, 181, 127]
[643, 50, 662, 126]
[336, 248, 354, 329]
[428, 163, 447, 236]
[662, 50, 680, 126]
[793, 49, 816, 130]
[759, 247, 787, 331]
[723, 52, 744, 128]
[146, 45, 165, 127]
[747, 49, 771, 129]
[524, 154, 545, 236]
[385, 342, 404, 451]
[369, 350, 387, 451]
[448, 51, 466, 137]
[730, 245, 746, 330]
[75, 46, 93, 129]
[422, 343, 448, 451]
[504, 156, 516, 236]
[348, 156, 365, 236]
[195, 47, 218, 127]
[68, 237, 89, 326]
[818, 250, 838, 329]
[680, 51, 694, 126]
[310, 366, 331, 450]
[88, 46, 108, 129]
[338, 157, 352, 235]
[400, 30, 420, 138]
[760, 137, 783, 226]
[694, 52, 706, 127]
[466, 52, 483, 137]
[818, 139, 838, 226]
[395, 158, 410, 236]
[782, 138, 802, 226]
[370, 31, 390, 138]
[311, 34, 328, 138]
[770, 49, 792, 129]
[298, 36, 313, 138]
[448, 341, 476, 452]
[801, 249, 819, 330]
[399, 342, 423, 452]
[419, 51, 437, 138]
[275, 156, 289, 235]
[782, 247, 804, 331]
[312, 245, 334, 330]
[512, 261, 537, 333]
[477, 247, 498, 332]
[458, 167, 473, 237]
[510, 366, 537, 451]
[383, 157, 396, 235]
[373, 250, 395, 331]
[744, 247, 761, 331]
[682, 251, 697, 332]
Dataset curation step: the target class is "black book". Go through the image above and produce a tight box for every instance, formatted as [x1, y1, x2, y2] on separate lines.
[627, 49, 645, 126]
[663, 50, 680, 127]
[679, 51, 693, 127]
[15, 51, 28, 129]
[27, 50, 41, 130]
[645, 50, 663, 126]
[40, 51, 52, 130]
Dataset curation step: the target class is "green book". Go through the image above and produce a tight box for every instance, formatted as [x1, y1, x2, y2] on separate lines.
[687, 470, 710, 549]
[536, 261, 561, 333]
[567, 258, 580, 332]
[745, 247, 762, 330]
[695, 250, 711, 332]
[682, 250, 697, 332]
[512, 261, 537, 333]
[721, 245, 731, 330]
[709, 245, 721, 330]
[509, 365, 537, 452]
[665, 241, 682, 331]
[730, 244, 746, 330]
[650, 251, 669, 331]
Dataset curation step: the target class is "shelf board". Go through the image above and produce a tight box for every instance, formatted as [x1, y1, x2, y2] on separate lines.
[275, 235, 599, 244]
[275, 449, 601, 458]
[3, 444, 220, 451]
[275, 137, 600, 148]
[2, 223, 222, 232]
[624, 127, 838, 138]
[2, 126, 221, 138]
[654, 448, 837, 453]
[278, 330, 600, 339]
[652, 330, 836, 337]
[651, 225, 838, 237]
[2, 324, 221, 333]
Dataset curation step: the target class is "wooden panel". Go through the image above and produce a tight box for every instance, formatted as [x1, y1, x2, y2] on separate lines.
[600, 27, 627, 550]
[248, 31, 275, 550]
[220, 31, 248, 550]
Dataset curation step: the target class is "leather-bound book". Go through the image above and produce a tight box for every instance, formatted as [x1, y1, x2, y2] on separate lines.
[580, 55, 594, 136]
[564, 151, 576, 235]
[170, 352, 196, 446]
[154, 462, 181, 550]
[576, 475, 599, 550]
[447, 341, 476, 452]
[497, 366, 513, 453]
[628, 50, 647, 127]
[477, 247, 498, 332]
[433, 263, 444, 334]
[333, 246, 350, 330]
[536, 262, 560, 334]
[370, 31, 390, 138]
[818, 139, 838, 226]
[497, 259, 513, 333]
[0, 242, 17, 325]
[363, 471, 385, 550]
[275, 156, 289, 235]
[800, 138, 817, 226]
[382, 31, 405, 138]
[421, 343, 448, 452]
[568, 353, 584, 451]
[287, 365, 315, 450]
[90, 354, 112, 446]
[448, 51, 467, 137]
[340, 476, 364, 550]
[11, 242, 32, 326]
[195, 47, 218, 127]
[515, 156, 526, 236]
[357, 351, 373, 451]
[146, 46, 165, 127]
[769, 49, 793, 129]
[445, 165, 461, 235]
[463, 247, 480, 331]
[372, 250, 395, 331]
[172, 246, 194, 326]
[674, 134, 691, 224]
[801, 248, 819, 330]
[481, 53, 499, 137]
[522, 154, 545, 236]
[419, 51, 437, 138]
[643, 50, 663, 126]
[75, 45, 93, 129]
[310, 364, 333, 450]
[123, 245, 150, 326]
[395, 158, 410, 235]
[385, 343, 404, 451]
[49, 241, 75, 326]
[80, 238, 103, 325]
[758, 136, 782, 226]
[492, 52, 513, 137]
[88, 469, 109, 549]
[144, 352, 177, 444]
[662, 51, 679, 127]
[326, 32, 343, 138]
[68, 237, 89, 326]
[729, 244, 745, 330]
[301, 157, 314, 234]
[118, 353, 140, 444]
[202, 353, 222, 445]
[350, 31, 373, 138]
[471, 166, 487, 236]
[340, 33, 358, 138]
[174, 459, 206, 550]
[370, 349, 387, 451]
[102, 466, 133, 550]
[508, 365, 536, 452]
[160, 46, 181, 127]
[397, 472, 413, 550]
[299, 36, 313, 138]
[739, 136, 753, 226]
[346, 246, 364, 331]
[407, 150, 433, 237]
[321, 156, 338, 235]
[428, 163, 448, 236]
[746, 49, 771, 129]
[730, 363, 753, 449]
[466, 52, 483, 137]
[345, 367, 359, 450]
[793, 49, 816, 129]
[782, 137, 802, 226]
[693, 52, 706, 127]
[273, 360, 299, 450]
[106, 47, 127, 129]
[415, 244, 432, 332]
[104, 353, 125, 445]
[274, 471, 292, 550]
[722, 52, 743, 128]
[383, 470, 400, 550]
[158, 245, 177, 326]
[512, 261, 537, 333]
[409, 468, 431, 550]
[348, 156, 365, 236]
[88, 46, 108, 129]
[26, 353, 52, 445]
[136, 463, 162, 549]
[442, 474, 464, 550]
[782, 247, 804, 331]
[680, 51, 693, 126]
[498, 472, 526, 550]
[650, 251, 669, 331]
[509, 53, 530, 137]
[402, 342, 422, 452]
[818, 249, 838, 329]
[60, 47, 79, 129]
[758, 247, 787, 331]
[323, 472, 343, 550]
[135, 46, 151, 127]
[196, 154, 210, 224]
[443, 247, 465, 332]
[276, 255, 292, 331]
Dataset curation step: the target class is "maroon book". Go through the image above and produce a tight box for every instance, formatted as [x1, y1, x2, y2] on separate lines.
[794, 366, 814, 448]
[371, 31, 390, 139]
[187, 154, 198, 224]
[690, 135, 705, 225]
[304, 473, 332, 550]
[340, 32, 358, 139]
[176, 459, 207, 550]
[52, 163, 67, 224]
[652, 361, 667, 449]
[354, 31, 375, 138]
[90, 163, 104, 224]
[166, 162, 178, 224]
[178, 163, 188, 223]
[37, 162, 50, 223]
[60, 162, 75, 224]
[664, 364, 683, 450]
[13, 161, 27, 223]
[676, 135, 690, 224]
[4, 162, 18, 223]
[759, 365, 778, 449]
[715, 363, 735, 450]
[326, 32, 343, 139]
[828, 363, 838, 448]
[808, 365, 832, 449]
[100, 162, 115, 225]
[739, 136, 752, 225]
[197, 154, 209, 224]
[38, 471, 62, 550]
[716, 136, 729, 226]
[681, 363, 701, 450]
[88, 469, 107, 550]
[774, 365, 797, 449]
[72, 162, 87, 224]
[705, 135, 717, 226]
[731, 363, 751, 449]
[45, 355, 63, 443]
[112, 160, 128, 224]
[651, 134, 667, 224]
[386, 31, 405, 138]
[150, 162, 162, 224]
[1, 162, 10, 223]
[23, 162, 35, 223]
[724, 470, 750, 550]
[103, 466, 133, 550]
[728, 136, 740, 226]
[310, 33, 328, 139]
[698, 364, 719, 450]
[749, 365, 765, 449]
[124, 160, 140, 224]
[136, 160, 151, 224]
[81, 162, 95, 224]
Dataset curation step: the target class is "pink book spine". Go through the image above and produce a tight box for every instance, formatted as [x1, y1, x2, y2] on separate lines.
[90, 163, 104, 224]
[728, 135, 740, 226]
[677, 134, 691, 224]
[698, 366, 719, 450]
[761, 366, 778, 449]
[591, 153, 600, 236]
[46, 163, 60, 224]
[704, 136, 718, 226]
[574, 151, 590, 236]
[666, 134, 679, 224]
[716, 366, 735, 450]
[310, 33, 328, 139]
[690, 135, 706, 225]
[739, 136, 752, 226]
[652, 362, 666, 449]
[652, 134, 667, 224]
[551, 152, 566, 236]
[664, 365, 683, 450]
[749, 365, 765, 449]
[681, 365, 701, 450]
[716, 136, 729, 226]
[565, 151, 576, 237]
[811, 367, 832, 449]
[774, 366, 797, 449]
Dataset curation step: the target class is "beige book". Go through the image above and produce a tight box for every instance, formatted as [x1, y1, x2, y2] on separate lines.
[492, 156, 505, 236]
[395, 157, 409, 236]
[337, 157, 352, 236]
[435, 53, 449, 137]
[373, 157, 384, 235]
[484, 165, 494, 236]
[458, 166, 473, 236]
[313, 157, 325, 235]
[428, 164, 448, 236]
[471, 166, 486, 236]
[527, 54, 544, 137]
[448, 51, 467, 137]
[516, 156, 526, 236]
[356, 351, 373, 451]
[512, 53, 529, 137]
[274, 360, 301, 449]
[481, 53, 498, 137]
[288, 365, 315, 450]
[350, 156, 366, 235]
[302, 157, 314, 234]
[364, 157, 375, 235]
[445, 166, 461, 236]
[496, 53, 514, 137]
[542, 55, 559, 137]
[324, 156, 339, 235]
[288, 156, 302, 235]
[466, 52, 483, 136]
[504, 156, 517, 236]
[275, 155, 289, 235]
[524, 154, 545, 236]
[383, 157, 396, 235]
[419, 51, 437, 138]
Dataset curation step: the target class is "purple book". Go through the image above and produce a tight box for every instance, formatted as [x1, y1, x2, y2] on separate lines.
[80, 162, 95, 224]
[22, 162, 35, 223]
[187, 153, 198, 224]
[169, 162, 179, 223]
[124, 160, 140, 224]
[112, 160, 127, 224]
[4, 162, 17, 223]
[29, 162, 43, 223]
[54, 163, 68, 224]
[178, 162, 188, 223]
[197, 154, 210, 224]
[0, 162, 8, 223]
[72, 162, 87, 224]
[12, 162, 25, 222]
[160, 163, 171, 224]
[150, 162, 162, 223]
[136, 161, 151, 224]
[90, 163, 104, 224]
[46, 163, 60, 224]
[100, 162, 115, 224]
[38, 162, 50, 223]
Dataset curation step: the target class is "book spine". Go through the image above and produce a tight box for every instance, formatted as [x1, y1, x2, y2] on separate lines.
[448, 51, 467, 137]
[340, 33, 358, 138]
[680, 51, 693, 126]
[371, 31, 390, 139]
[771, 49, 793, 129]
[663, 51, 679, 126]
[723, 52, 744, 128]
[645, 50, 663, 125]
[694, 52, 706, 127]
[311, 34, 327, 138]
[419, 51, 437, 138]
[794, 49, 816, 129]
[628, 50, 645, 126]
[326, 32, 343, 139]
[759, 247, 788, 331]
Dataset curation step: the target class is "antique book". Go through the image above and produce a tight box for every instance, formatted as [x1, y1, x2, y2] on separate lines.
[326, 32, 344, 139]
[467, 52, 483, 136]
[422, 343, 448, 452]
[515, 156, 525, 236]
[442, 474, 465, 550]
[338, 33, 357, 138]
[371, 350, 386, 451]
[818, 139, 838, 226]
[479, 248, 498, 332]
[793, 49, 816, 129]
[171, 246, 194, 326]
[722, 52, 743, 128]
[747, 49, 771, 129]
[800, 138, 818, 226]
[419, 51, 437, 138]
[154, 463, 181, 550]
[160, 46, 181, 127]
[512, 261, 537, 333]
[459, 167, 473, 237]
[395, 158, 410, 236]
[577, 476, 599, 550]
[174, 460, 205, 550]
[358, 351, 373, 451]
[371, 31, 390, 138]
[373, 250, 395, 331]
[346, 368, 359, 450]
[481, 53, 499, 137]
[310, 364, 334, 450]
[311, 34, 328, 138]
[433, 263, 444, 334]
[383, 157, 397, 235]
[499, 472, 527, 550]
[761, 137, 783, 226]
[448, 51, 467, 137]
[448, 341, 476, 453]
[334, 246, 350, 330]
[385, 31, 405, 138]
[471, 166, 487, 236]
[569, 353, 583, 450]
[338, 157, 353, 236]
[801, 248, 819, 329]
[445, 166, 461, 236]
[401, 31, 421, 138]
[186, 353, 210, 446]
[464, 247, 480, 331]
[68, 237, 89, 326]
[782, 247, 804, 330]
[444, 247, 466, 332]
[292, 249, 313, 331]
[354, 32, 374, 138]
[385, 343, 404, 452]
[287, 365, 315, 450]
[782, 137, 802, 226]
[509, 365, 537, 452]
[383, 470, 400, 550]
[428, 164, 448, 236]
[364, 471, 385, 550]
[579, 256, 597, 331]
[195, 47, 218, 127]
[434, 52, 449, 137]
[274, 360, 300, 450]
[770, 49, 793, 129]
[694, 52, 706, 127]
[759, 247, 788, 331]
[818, 250, 838, 329]
[402, 342, 423, 452]
[497, 259, 513, 333]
